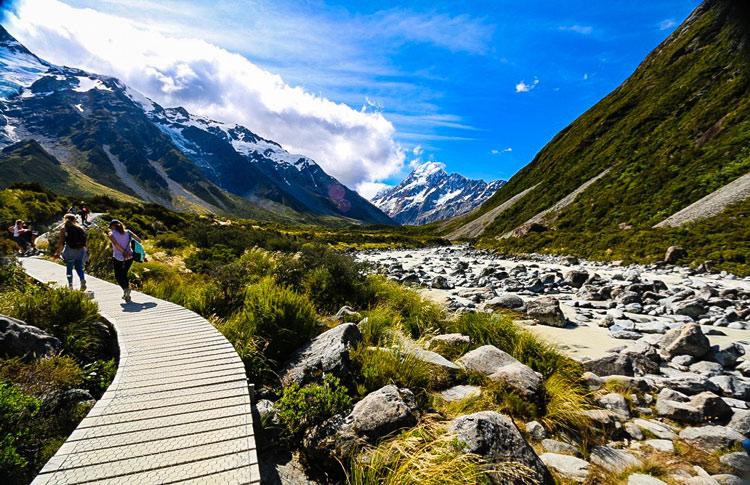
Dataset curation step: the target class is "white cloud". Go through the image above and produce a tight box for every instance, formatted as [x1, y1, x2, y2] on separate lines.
[659, 19, 676, 31]
[559, 25, 593, 35]
[356, 181, 393, 201]
[515, 78, 539, 93]
[5, 0, 405, 188]
[490, 147, 512, 155]
[412, 145, 424, 156]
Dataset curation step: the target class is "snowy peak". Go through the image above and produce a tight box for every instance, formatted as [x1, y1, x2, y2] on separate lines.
[373, 162, 505, 225]
[0, 26, 50, 99]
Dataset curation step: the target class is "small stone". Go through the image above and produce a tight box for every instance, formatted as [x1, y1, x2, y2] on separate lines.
[526, 420, 547, 441]
[540, 453, 590, 483]
[542, 439, 580, 456]
[644, 439, 674, 453]
[590, 446, 643, 472]
[628, 474, 668, 485]
[440, 385, 481, 403]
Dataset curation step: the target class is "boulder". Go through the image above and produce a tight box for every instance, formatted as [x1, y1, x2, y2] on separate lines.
[710, 474, 745, 485]
[728, 409, 750, 436]
[658, 324, 710, 359]
[457, 345, 518, 375]
[711, 343, 745, 369]
[564, 270, 589, 288]
[488, 362, 544, 403]
[540, 453, 590, 482]
[486, 294, 524, 310]
[720, 452, 750, 474]
[583, 353, 659, 377]
[542, 439, 580, 456]
[628, 474, 668, 485]
[280, 323, 362, 386]
[664, 246, 687, 264]
[525, 297, 567, 327]
[598, 393, 631, 419]
[590, 446, 643, 472]
[334, 306, 361, 323]
[450, 411, 553, 484]
[526, 420, 546, 441]
[0, 315, 61, 361]
[656, 398, 702, 424]
[709, 375, 750, 401]
[431, 275, 451, 290]
[672, 299, 709, 319]
[440, 385, 481, 403]
[644, 439, 674, 453]
[690, 392, 733, 422]
[632, 419, 677, 440]
[678, 425, 745, 452]
[345, 385, 417, 440]
[427, 333, 470, 356]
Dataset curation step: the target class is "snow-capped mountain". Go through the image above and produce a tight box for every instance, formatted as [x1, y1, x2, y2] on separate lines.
[0, 26, 393, 225]
[372, 162, 505, 225]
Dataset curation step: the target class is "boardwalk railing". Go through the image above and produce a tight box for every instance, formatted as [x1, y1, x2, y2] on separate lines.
[22, 258, 260, 484]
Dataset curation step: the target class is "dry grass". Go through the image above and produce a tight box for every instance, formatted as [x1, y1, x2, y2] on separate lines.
[347, 417, 537, 485]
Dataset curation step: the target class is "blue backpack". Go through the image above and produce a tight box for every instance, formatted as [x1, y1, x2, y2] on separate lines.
[129, 234, 146, 263]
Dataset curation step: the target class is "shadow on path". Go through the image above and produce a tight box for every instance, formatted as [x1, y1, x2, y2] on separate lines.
[121, 301, 158, 312]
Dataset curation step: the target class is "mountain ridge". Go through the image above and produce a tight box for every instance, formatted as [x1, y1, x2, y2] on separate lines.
[0, 25, 394, 225]
[373, 161, 504, 225]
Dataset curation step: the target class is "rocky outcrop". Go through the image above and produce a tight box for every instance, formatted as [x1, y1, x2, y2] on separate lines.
[0, 315, 61, 361]
[450, 411, 553, 484]
[281, 323, 361, 386]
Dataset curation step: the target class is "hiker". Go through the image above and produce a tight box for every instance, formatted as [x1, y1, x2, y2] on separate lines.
[54, 214, 88, 290]
[108, 219, 142, 302]
[80, 204, 90, 227]
[10, 220, 33, 254]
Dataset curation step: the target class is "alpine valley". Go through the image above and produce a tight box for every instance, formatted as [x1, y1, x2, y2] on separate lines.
[0, 26, 393, 225]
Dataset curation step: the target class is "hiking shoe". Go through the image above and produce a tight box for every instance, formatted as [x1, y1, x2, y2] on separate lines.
[123, 288, 132, 302]
[80, 281, 87, 292]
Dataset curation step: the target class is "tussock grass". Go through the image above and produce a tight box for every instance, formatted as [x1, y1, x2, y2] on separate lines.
[348, 417, 537, 485]
[142, 273, 222, 316]
[0, 357, 84, 397]
[366, 275, 445, 339]
[351, 344, 450, 395]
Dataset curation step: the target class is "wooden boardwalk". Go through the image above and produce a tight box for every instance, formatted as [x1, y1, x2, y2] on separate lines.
[22, 258, 260, 484]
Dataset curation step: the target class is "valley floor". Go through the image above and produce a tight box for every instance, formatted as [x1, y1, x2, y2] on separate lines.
[358, 246, 750, 361]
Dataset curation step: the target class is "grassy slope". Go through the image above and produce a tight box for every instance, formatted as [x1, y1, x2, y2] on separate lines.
[439, 0, 750, 272]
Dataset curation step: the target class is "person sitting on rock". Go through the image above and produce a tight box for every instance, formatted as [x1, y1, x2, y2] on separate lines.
[10, 220, 33, 254]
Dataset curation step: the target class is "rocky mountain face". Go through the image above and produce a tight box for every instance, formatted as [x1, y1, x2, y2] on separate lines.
[442, 0, 750, 267]
[0, 26, 393, 225]
[372, 162, 504, 225]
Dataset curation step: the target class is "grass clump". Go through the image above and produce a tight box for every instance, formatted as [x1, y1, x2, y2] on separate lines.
[348, 417, 536, 485]
[366, 275, 444, 339]
[351, 344, 449, 396]
[276, 374, 352, 434]
[221, 277, 318, 362]
[142, 273, 223, 316]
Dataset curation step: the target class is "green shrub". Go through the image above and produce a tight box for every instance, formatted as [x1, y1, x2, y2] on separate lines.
[0, 380, 39, 483]
[221, 277, 318, 362]
[276, 374, 352, 434]
[185, 244, 237, 274]
[142, 273, 222, 316]
[82, 359, 117, 398]
[359, 306, 400, 346]
[153, 232, 189, 250]
[0, 357, 84, 398]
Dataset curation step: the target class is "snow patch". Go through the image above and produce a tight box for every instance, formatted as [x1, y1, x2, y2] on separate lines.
[73, 76, 112, 93]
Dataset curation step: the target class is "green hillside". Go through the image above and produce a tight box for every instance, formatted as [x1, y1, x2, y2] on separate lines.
[442, 0, 750, 273]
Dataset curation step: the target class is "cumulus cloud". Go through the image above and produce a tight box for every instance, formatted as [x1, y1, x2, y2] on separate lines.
[515, 78, 539, 93]
[659, 19, 676, 31]
[559, 25, 593, 35]
[4, 0, 405, 189]
[490, 147, 512, 155]
[357, 181, 393, 201]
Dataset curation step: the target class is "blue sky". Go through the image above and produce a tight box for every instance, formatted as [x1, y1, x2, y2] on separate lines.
[4, 0, 700, 195]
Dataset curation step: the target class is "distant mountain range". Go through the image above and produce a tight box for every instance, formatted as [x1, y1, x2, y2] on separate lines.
[372, 162, 505, 225]
[0, 26, 393, 225]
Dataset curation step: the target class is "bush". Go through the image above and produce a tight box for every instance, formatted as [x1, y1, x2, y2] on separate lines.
[0, 380, 40, 483]
[142, 273, 222, 316]
[276, 374, 352, 434]
[221, 277, 318, 362]
[82, 359, 117, 399]
[153, 232, 189, 250]
[185, 244, 237, 274]
[0, 357, 84, 398]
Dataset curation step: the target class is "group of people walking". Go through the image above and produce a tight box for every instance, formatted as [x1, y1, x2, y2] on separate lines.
[53, 215, 142, 303]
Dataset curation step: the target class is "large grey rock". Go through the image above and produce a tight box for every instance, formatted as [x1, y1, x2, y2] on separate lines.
[590, 446, 643, 472]
[720, 452, 750, 474]
[281, 323, 362, 386]
[628, 474, 668, 485]
[488, 362, 544, 402]
[728, 409, 750, 436]
[672, 299, 709, 319]
[457, 345, 518, 375]
[450, 411, 553, 484]
[656, 398, 702, 424]
[440, 385, 481, 402]
[346, 385, 417, 440]
[525, 297, 567, 327]
[427, 333, 470, 356]
[540, 453, 590, 482]
[690, 392, 733, 423]
[658, 324, 710, 359]
[664, 246, 687, 264]
[711, 343, 745, 369]
[542, 439, 580, 456]
[583, 353, 659, 377]
[711, 474, 745, 485]
[431, 275, 451, 289]
[564, 270, 589, 288]
[709, 375, 750, 401]
[486, 294, 524, 310]
[0, 315, 61, 361]
[632, 419, 677, 440]
[679, 425, 745, 452]
[644, 439, 674, 453]
[598, 393, 631, 419]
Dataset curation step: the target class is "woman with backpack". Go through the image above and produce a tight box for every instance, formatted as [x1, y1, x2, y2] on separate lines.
[54, 214, 88, 291]
[108, 219, 142, 302]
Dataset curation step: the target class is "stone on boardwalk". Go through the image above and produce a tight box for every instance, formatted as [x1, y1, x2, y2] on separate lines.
[22, 258, 259, 484]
